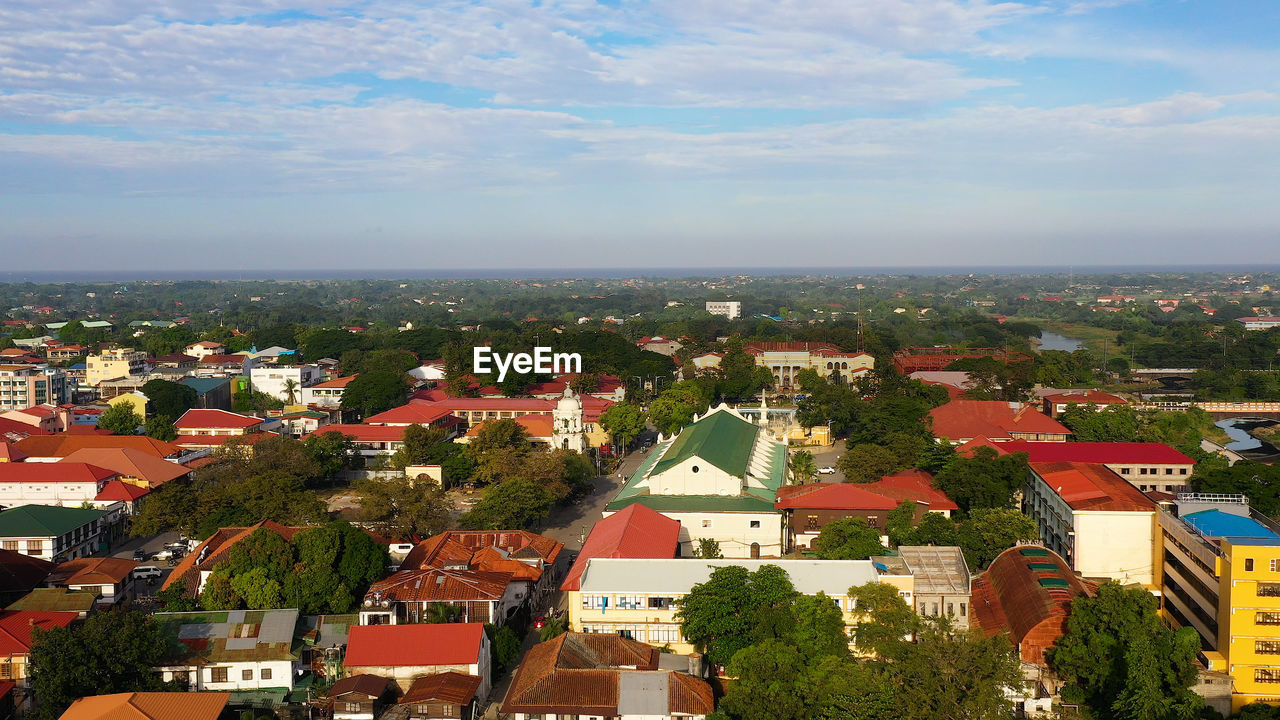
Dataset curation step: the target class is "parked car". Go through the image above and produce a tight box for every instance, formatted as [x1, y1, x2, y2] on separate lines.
[818, 466, 837, 475]
[153, 549, 177, 561]
[131, 565, 163, 580]
[132, 549, 150, 561]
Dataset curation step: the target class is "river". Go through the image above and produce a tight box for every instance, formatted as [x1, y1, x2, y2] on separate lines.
[1216, 418, 1280, 462]
[1038, 331, 1085, 352]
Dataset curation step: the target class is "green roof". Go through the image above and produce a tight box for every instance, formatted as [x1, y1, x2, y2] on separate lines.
[1018, 547, 1050, 557]
[606, 493, 779, 514]
[1038, 577, 1070, 588]
[179, 376, 230, 395]
[1027, 562, 1058, 572]
[0, 505, 107, 538]
[651, 410, 761, 478]
[155, 608, 300, 664]
[6, 588, 97, 613]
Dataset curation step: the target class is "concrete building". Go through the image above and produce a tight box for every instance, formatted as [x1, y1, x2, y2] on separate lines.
[1023, 461, 1159, 586]
[1040, 390, 1129, 418]
[183, 341, 227, 360]
[1238, 317, 1280, 331]
[250, 363, 323, 404]
[875, 546, 972, 631]
[301, 374, 357, 408]
[154, 609, 299, 697]
[0, 462, 118, 510]
[964, 439, 1197, 494]
[930, 400, 1072, 443]
[344, 623, 491, 698]
[743, 341, 874, 389]
[605, 405, 788, 558]
[0, 505, 110, 562]
[0, 365, 69, 411]
[705, 301, 742, 320]
[85, 348, 147, 387]
[774, 471, 959, 551]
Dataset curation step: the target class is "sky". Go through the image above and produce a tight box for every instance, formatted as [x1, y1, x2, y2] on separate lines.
[1, 0, 1278, 272]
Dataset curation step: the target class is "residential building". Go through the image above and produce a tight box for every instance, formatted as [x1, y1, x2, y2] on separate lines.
[343, 623, 491, 698]
[636, 336, 683, 356]
[0, 505, 109, 562]
[44, 557, 137, 605]
[154, 609, 299, 699]
[250, 364, 323, 404]
[0, 366, 69, 411]
[501, 632, 713, 720]
[12, 434, 183, 462]
[605, 405, 788, 558]
[566, 558, 895, 654]
[1023, 461, 1159, 586]
[45, 345, 87, 361]
[150, 353, 198, 371]
[331, 674, 396, 720]
[705, 300, 742, 320]
[1157, 495, 1280, 711]
[775, 471, 960, 551]
[397, 672, 484, 720]
[5, 587, 96, 618]
[743, 341, 874, 389]
[360, 530, 562, 627]
[195, 354, 258, 376]
[1040, 389, 1129, 417]
[929, 400, 1072, 443]
[302, 374, 357, 408]
[0, 462, 118, 510]
[184, 341, 227, 360]
[0, 405, 63, 434]
[179, 376, 233, 411]
[59, 447, 190, 489]
[963, 439, 1196, 493]
[970, 545, 1095, 666]
[85, 348, 147, 387]
[172, 409, 274, 452]
[1239, 317, 1280, 331]
[57, 692, 229, 720]
[0, 610, 79, 687]
[561, 504, 681, 593]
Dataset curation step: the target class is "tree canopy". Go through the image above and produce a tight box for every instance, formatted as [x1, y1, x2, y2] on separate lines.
[96, 402, 143, 435]
[810, 518, 887, 560]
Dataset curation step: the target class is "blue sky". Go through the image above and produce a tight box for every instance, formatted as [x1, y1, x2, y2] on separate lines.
[1, 0, 1277, 270]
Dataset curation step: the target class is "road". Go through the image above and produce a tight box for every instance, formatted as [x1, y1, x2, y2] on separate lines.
[107, 530, 184, 602]
[807, 445, 846, 482]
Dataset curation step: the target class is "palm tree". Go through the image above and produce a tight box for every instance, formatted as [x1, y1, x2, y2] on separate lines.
[789, 450, 818, 485]
[283, 378, 299, 405]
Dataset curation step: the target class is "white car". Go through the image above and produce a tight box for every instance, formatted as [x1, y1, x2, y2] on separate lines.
[131, 565, 163, 580]
[818, 466, 837, 475]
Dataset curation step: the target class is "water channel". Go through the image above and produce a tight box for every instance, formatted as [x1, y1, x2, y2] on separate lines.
[1216, 418, 1280, 462]
[1037, 331, 1085, 352]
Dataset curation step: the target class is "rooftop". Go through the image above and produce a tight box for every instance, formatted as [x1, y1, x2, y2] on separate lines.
[896, 546, 971, 595]
[0, 505, 107, 538]
[173, 409, 263, 429]
[929, 400, 1071, 442]
[562, 505, 681, 591]
[5, 588, 97, 614]
[58, 692, 230, 720]
[399, 672, 484, 705]
[577, 558, 879, 595]
[1030, 461, 1157, 512]
[12, 434, 181, 459]
[0, 461, 117, 485]
[970, 546, 1095, 666]
[60, 447, 190, 487]
[154, 608, 300, 665]
[344, 623, 485, 668]
[0, 610, 78, 654]
[993, 440, 1195, 466]
[1183, 509, 1280, 542]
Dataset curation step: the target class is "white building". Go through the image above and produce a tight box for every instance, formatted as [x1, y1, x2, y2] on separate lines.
[705, 301, 742, 320]
[249, 364, 323, 404]
[605, 404, 788, 559]
[155, 609, 299, 693]
[1239, 316, 1280, 331]
[300, 374, 357, 408]
[344, 623, 491, 699]
[184, 341, 228, 360]
[0, 462, 118, 510]
[0, 504, 111, 562]
[0, 365, 69, 411]
[1023, 461, 1159, 586]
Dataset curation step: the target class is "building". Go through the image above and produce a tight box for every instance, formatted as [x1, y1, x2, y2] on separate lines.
[195, 354, 258, 376]
[861, 469, 960, 518]
[1239, 317, 1280, 331]
[250, 364, 324, 404]
[308, 424, 422, 458]
[965, 439, 1196, 494]
[705, 301, 742, 320]
[154, 609, 298, 699]
[179, 376, 233, 411]
[773, 483, 899, 551]
[743, 342, 874, 389]
[893, 347, 1032, 374]
[636, 336, 683, 356]
[12, 434, 183, 462]
[59, 447, 190, 489]
[150, 353, 198, 371]
[57, 692, 230, 720]
[85, 348, 147, 387]
[1023, 461, 1159, 586]
[396, 672, 484, 720]
[0, 610, 79, 688]
[302, 375, 357, 408]
[184, 341, 228, 360]
[172, 409, 272, 451]
[330, 674, 396, 720]
[408, 394, 614, 448]
[561, 505, 682, 592]
[1040, 390, 1129, 418]
[5, 587, 96, 617]
[929, 400, 1072, 443]
[0, 462, 118, 510]
[606, 405, 788, 559]
[44, 556, 137, 605]
[688, 352, 723, 375]
[0, 505, 109, 562]
[0, 365, 69, 411]
[501, 632, 713, 720]
[970, 545, 1095, 666]
[567, 558, 895, 654]
[874, 546, 972, 631]
[343, 623, 491, 698]
[163, 521, 301, 596]
[107, 392, 148, 420]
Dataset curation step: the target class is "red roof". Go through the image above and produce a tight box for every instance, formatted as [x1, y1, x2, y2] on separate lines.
[0, 417, 50, 441]
[60, 447, 190, 487]
[310, 374, 358, 389]
[197, 354, 245, 365]
[0, 462, 116, 485]
[366, 567, 512, 603]
[402, 530, 563, 578]
[774, 483, 900, 511]
[998, 441, 1194, 466]
[302, 424, 410, 442]
[362, 403, 455, 426]
[344, 623, 486, 668]
[1042, 390, 1128, 406]
[1030, 461, 1157, 512]
[95, 480, 151, 502]
[862, 469, 960, 512]
[970, 546, 1093, 665]
[174, 409, 263, 430]
[562, 505, 681, 591]
[0, 610, 78, 654]
[173, 432, 278, 448]
[0, 443, 27, 462]
[466, 415, 554, 439]
[929, 400, 1071, 442]
[400, 672, 484, 705]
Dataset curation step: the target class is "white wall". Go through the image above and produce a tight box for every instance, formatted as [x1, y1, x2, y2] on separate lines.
[1074, 511, 1157, 586]
[648, 457, 742, 497]
[664, 510, 784, 558]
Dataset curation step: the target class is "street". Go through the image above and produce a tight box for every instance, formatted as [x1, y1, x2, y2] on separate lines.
[108, 530, 183, 602]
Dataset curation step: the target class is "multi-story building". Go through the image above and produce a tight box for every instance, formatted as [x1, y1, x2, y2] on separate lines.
[705, 301, 742, 320]
[605, 405, 787, 558]
[301, 374, 357, 408]
[85, 348, 147, 387]
[0, 505, 109, 562]
[875, 546, 972, 631]
[249, 364, 323, 404]
[930, 400, 1073, 443]
[1040, 389, 1129, 417]
[1023, 461, 1159, 586]
[743, 342, 874, 389]
[964, 439, 1197, 494]
[0, 462, 118, 509]
[0, 365, 69, 411]
[154, 609, 299, 694]
[184, 341, 227, 360]
[1238, 317, 1280, 331]
[1158, 495, 1280, 712]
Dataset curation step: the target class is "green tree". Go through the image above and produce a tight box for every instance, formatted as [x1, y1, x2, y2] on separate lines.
[389, 424, 450, 468]
[282, 378, 299, 404]
[491, 625, 522, 671]
[458, 477, 555, 530]
[1191, 462, 1280, 517]
[97, 403, 143, 435]
[788, 450, 818, 484]
[539, 614, 567, 642]
[28, 609, 175, 720]
[954, 508, 1040, 570]
[229, 566, 285, 609]
[888, 621, 1023, 720]
[141, 379, 198, 419]
[838, 443, 904, 483]
[467, 417, 532, 455]
[932, 446, 1029, 512]
[355, 475, 454, 539]
[811, 518, 886, 560]
[303, 430, 362, 478]
[154, 578, 199, 612]
[340, 367, 408, 417]
[144, 414, 178, 441]
[693, 538, 723, 559]
[599, 403, 646, 449]
[1060, 404, 1143, 442]
[847, 581, 919, 658]
[717, 338, 775, 401]
[1048, 582, 1203, 720]
[425, 602, 465, 624]
[676, 564, 799, 666]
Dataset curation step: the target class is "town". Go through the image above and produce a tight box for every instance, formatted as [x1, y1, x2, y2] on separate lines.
[0, 271, 1278, 720]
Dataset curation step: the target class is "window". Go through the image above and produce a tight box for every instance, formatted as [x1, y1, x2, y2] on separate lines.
[947, 602, 954, 615]
[649, 597, 675, 609]
[1180, 468, 1189, 475]
[1165, 468, 1174, 475]
[261, 668, 272, 680]
[702, 519, 712, 528]
[1261, 584, 1280, 598]
[691, 465, 699, 473]
[1, 541, 16, 551]
[615, 595, 643, 610]
[242, 669, 253, 680]
[960, 603, 967, 617]
[1257, 612, 1280, 626]
[749, 520, 761, 528]
[25, 540, 42, 553]
[210, 667, 228, 683]
[648, 626, 682, 644]
[1272, 559, 1280, 572]
[1259, 641, 1280, 655]
[1139, 468, 1149, 475]
[1259, 669, 1280, 684]
[582, 595, 607, 610]
[0, 662, 10, 679]
[345, 703, 362, 712]
[1247, 559, 1256, 571]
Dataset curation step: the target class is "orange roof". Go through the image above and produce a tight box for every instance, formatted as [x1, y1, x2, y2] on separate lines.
[862, 469, 959, 512]
[57, 692, 230, 720]
[0, 443, 28, 462]
[95, 480, 151, 502]
[301, 424, 411, 442]
[162, 520, 302, 593]
[400, 672, 483, 705]
[562, 505, 681, 591]
[172, 431, 278, 448]
[1030, 461, 1157, 512]
[362, 403, 455, 426]
[774, 483, 899, 511]
[367, 567, 513, 603]
[13, 435, 181, 459]
[466, 415, 554, 439]
[402, 530, 563, 577]
[928, 400, 1071, 442]
[47, 556, 138, 586]
[0, 462, 117, 485]
[60, 448, 189, 488]
[310, 374, 358, 389]
[0, 610, 78, 654]
[970, 546, 1095, 665]
[173, 409, 263, 430]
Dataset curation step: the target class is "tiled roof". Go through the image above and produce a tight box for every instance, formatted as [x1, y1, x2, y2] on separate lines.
[58, 692, 230, 720]
[0, 443, 28, 462]
[1030, 461, 1157, 512]
[48, 557, 138, 586]
[929, 400, 1071, 441]
[997, 440, 1194, 466]
[0, 610, 78, 654]
[366, 567, 512, 602]
[465, 415, 554, 439]
[970, 546, 1094, 665]
[61, 448, 190, 487]
[12, 435, 180, 459]
[0, 417, 51, 442]
[162, 520, 301, 594]
[862, 469, 960, 512]
[0, 461, 116, 485]
[197, 354, 244, 365]
[173, 409, 262, 430]
[94, 480, 151, 502]
[344, 623, 485, 668]
[399, 672, 483, 705]
[4, 587, 96, 613]
[152, 353, 198, 364]
[310, 374, 358, 389]
[0, 549, 55, 596]
[362, 404, 455, 426]
[154, 608, 299, 664]
[561, 505, 681, 591]
[774, 482, 900, 511]
[402, 530, 563, 576]
[329, 674, 393, 700]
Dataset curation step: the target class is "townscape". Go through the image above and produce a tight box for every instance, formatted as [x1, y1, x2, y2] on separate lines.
[0, 270, 1279, 720]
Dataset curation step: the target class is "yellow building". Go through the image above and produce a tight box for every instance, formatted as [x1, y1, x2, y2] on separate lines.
[107, 391, 147, 419]
[86, 347, 147, 387]
[1160, 497, 1280, 711]
[743, 342, 874, 390]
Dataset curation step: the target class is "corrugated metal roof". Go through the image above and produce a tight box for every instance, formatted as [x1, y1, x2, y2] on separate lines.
[651, 409, 759, 478]
[577, 558, 879, 595]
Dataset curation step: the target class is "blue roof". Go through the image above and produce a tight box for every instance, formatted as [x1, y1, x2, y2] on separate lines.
[1183, 509, 1280, 542]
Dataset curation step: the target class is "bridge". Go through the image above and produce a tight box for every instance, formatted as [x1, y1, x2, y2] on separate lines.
[1134, 401, 1280, 421]
[1133, 368, 1199, 382]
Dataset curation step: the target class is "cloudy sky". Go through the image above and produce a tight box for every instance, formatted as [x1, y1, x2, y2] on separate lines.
[1, 0, 1277, 272]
